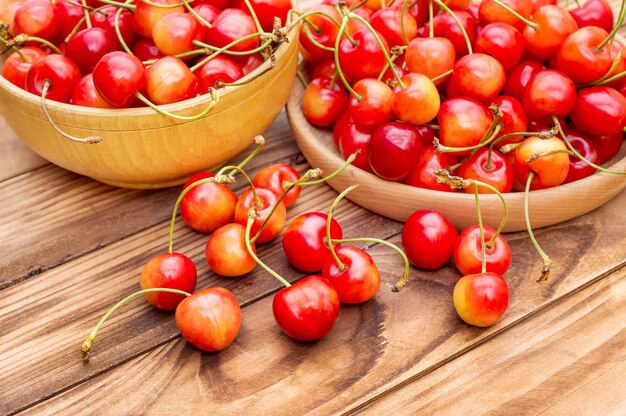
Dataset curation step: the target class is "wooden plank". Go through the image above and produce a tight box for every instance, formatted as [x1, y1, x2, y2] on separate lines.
[0, 114, 302, 289]
[10, 190, 626, 416]
[0, 117, 47, 182]
[359, 267, 626, 416]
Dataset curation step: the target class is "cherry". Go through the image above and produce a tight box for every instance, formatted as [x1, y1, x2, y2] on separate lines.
[310, 60, 337, 80]
[530, 0, 556, 11]
[252, 164, 302, 208]
[196, 0, 232, 9]
[451, 53, 506, 103]
[454, 225, 512, 275]
[523, 5, 578, 61]
[152, 12, 202, 56]
[205, 223, 257, 276]
[392, 72, 440, 126]
[180, 172, 237, 233]
[302, 77, 348, 127]
[206, 8, 260, 53]
[368, 121, 423, 181]
[234, 0, 291, 32]
[561, 130, 599, 183]
[590, 132, 623, 164]
[192, 3, 220, 37]
[571, 86, 626, 136]
[234, 187, 286, 244]
[71, 74, 115, 108]
[91, 6, 138, 50]
[92, 51, 146, 107]
[25, 54, 81, 103]
[299, 5, 341, 63]
[0, 2, 22, 36]
[282, 212, 343, 272]
[438, 97, 493, 155]
[55, 0, 86, 40]
[453, 272, 509, 327]
[474, 22, 524, 72]
[65, 27, 118, 75]
[349, 78, 393, 129]
[369, 6, 418, 46]
[402, 209, 458, 270]
[345, 5, 372, 35]
[140, 253, 197, 310]
[427, 10, 477, 58]
[239, 52, 264, 75]
[406, 147, 459, 191]
[131, 37, 164, 61]
[523, 69, 576, 118]
[335, 115, 374, 172]
[502, 60, 545, 102]
[146, 56, 198, 105]
[514, 135, 570, 190]
[478, 0, 532, 32]
[459, 149, 514, 194]
[492, 95, 529, 146]
[1, 46, 45, 88]
[196, 56, 244, 93]
[175, 287, 242, 352]
[322, 245, 380, 304]
[132, 0, 184, 38]
[569, 0, 614, 33]
[13, 0, 60, 41]
[405, 37, 455, 86]
[337, 27, 390, 80]
[556, 26, 612, 84]
[272, 275, 340, 341]
[405, 0, 429, 27]
[415, 126, 437, 148]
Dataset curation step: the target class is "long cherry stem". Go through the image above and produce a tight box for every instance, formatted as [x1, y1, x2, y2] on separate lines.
[326, 185, 360, 271]
[225, 135, 265, 177]
[432, 0, 474, 53]
[115, 0, 134, 54]
[294, 151, 358, 186]
[435, 123, 503, 153]
[81, 0, 92, 28]
[524, 171, 551, 283]
[5, 34, 62, 54]
[490, 0, 539, 30]
[183, 0, 212, 28]
[134, 88, 219, 121]
[474, 184, 487, 274]
[334, 16, 362, 100]
[596, 0, 626, 51]
[81, 288, 192, 362]
[190, 35, 275, 71]
[428, 0, 434, 38]
[589, 48, 623, 85]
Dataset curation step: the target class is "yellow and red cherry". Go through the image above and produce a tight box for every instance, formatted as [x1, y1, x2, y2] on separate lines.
[571, 86, 626, 136]
[322, 245, 381, 304]
[454, 225, 512, 276]
[349, 78, 393, 130]
[146, 56, 198, 105]
[140, 253, 197, 310]
[234, 187, 286, 244]
[71, 74, 115, 108]
[132, 0, 184, 38]
[522, 69, 576, 119]
[479, 0, 532, 31]
[427, 10, 477, 57]
[513, 135, 570, 190]
[206, 8, 260, 52]
[405, 37, 456, 86]
[368, 122, 423, 181]
[299, 5, 341, 63]
[152, 12, 202, 56]
[13, 0, 60, 41]
[438, 97, 494, 155]
[523, 5, 578, 61]
[369, 6, 418, 46]
[25, 54, 81, 103]
[502, 60, 544, 102]
[302, 77, 349, 127]
[474, 22, 524, 71]
[407, 147, 460, 192]
[337, 27, 390, 80]
[392, 72, 440, 125]
[556, 26, 612, 84]
[492, 95, 529, 146]
[1, 46, 45, 88]
[252, 164, 302, 208]
[459, 149, 514, 194]
[402, 210, 459, 270]
[453, 272, 509, 327]
[451, 53, 506, 103]
[180, 172, 237, 233]
[205, 223, 257, 276]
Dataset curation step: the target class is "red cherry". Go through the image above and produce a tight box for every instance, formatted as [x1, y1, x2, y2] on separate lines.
[458, 148, 514, 194]
[392, 72, 440, 125]
[1, 46, 46, 88]
[405, 37, 455, 86]
[349, 78, 394, 129]
[438, 97, 493, 155]
[175, 287, 242, 352]
[152, 12, 202, 56]
[427, 10, 477, 57]
[13, 0, 60, 41]
[451, 53, 506, 103]
[492, 95, 529, 146]
[132, 0, 184, 38]
[91, 6, 138, 49]
[531, 0, 556, 11]
[523, 69, 576, 118]
[502, 60, 545, 102]
[282, 212, 343, 273]
[65, 27, 118, 75]
[140, 253, 197, 310]
[25, 54, 81, 103]
[310, 60, 337, 80]
[368, 121, 423, 181]
[569, 0, 614, 32]
[590, 132, 623, 164]
[474, 22, 524, 72]
[336, 115, 374, 172]
[513, 135, 569, 189]
[523, 5, 578, 61]
[571, 86, 626, 136]
[234, 0, 291, 32]
[192, 3, 220, 38]
[234, 187, 286, 244]
[195, 0, 231, 9]
[71, 74, 115, 108]
[322, 245, 381, 304]
[406, 147, 459, 192]
[196, 56, 244, 93]
[454, 225, 512, 276]
[146, 56, 198, 105]
[206, 8, 260, 52]
[479, 0, 532, 32]
[92, 51, 146, 107]
[298, 5, 341, 63]
[272, 275, 340, 341]
[402, 210, 458, 270]
[239, 53, 264, 75]
[131, 37, 164, 61]
[205, 223, 257, 276]
[453, 272, 509, 327]
[55, 0, 86, 40]
[252, 164, 302, 208]
[556, 27, 612, 84]
[180, 172, 237, 233]
[302, 77, 348, 127]
[561, 130, 599, 183]
[405, 0, 430, 27]
[370, 6, 418, 46]
[337, 27, 390, 80]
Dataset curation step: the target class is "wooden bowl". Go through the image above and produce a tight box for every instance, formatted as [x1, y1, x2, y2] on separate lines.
[287, 81, 626, 232]
[0, 30, 299, 189]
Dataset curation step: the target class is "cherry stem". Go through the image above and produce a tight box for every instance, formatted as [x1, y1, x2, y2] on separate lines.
[81, 288, 191, 363]
[115, 0, 134, 54]
[138, 0, 187, 8]
[429, 0, 434, 38]
[287, 10, 320, 32]
[134, 88, 219, 121]
[81, 0, 92, 28]
[488, 129, 556, 157]
[400, 0, 411, 45]
[5, 34, 62, 54]
[377, 47, 401, 82]
[143, 48, 210, 65]
[596, 0, 626, 51]
[490, 0, 539, 30]
[296, 70, 308, 88]
[64, 5, 110, 41]
[225, 135, 265, 177]
[474, 184, 487, 274]
[326, 185, 359, 271]
[302, 25, 336, 52]
[249, 168, 322, 245]
[183, 0, 212, 28]
[432, 0, 474, 53]
[524, 171, 552, 283]
[190, 34, 275, 72]
[334, 17, 363, 100]
[40, 81, 102, 144]
[435, 123, 503, 153]
[592, 68, 626, 86]
[332, 237, 410, 292]
[499, 142, 522, 154]
[242, 0, 264, 37]
[217, 55, 276, 88]
[430, 69, 453, 83]
[95, 0, 136, 9]
[294, 151, 359, 186]
[525, 149, 574, 163]
[589, 48, 623, 85]
[552, 116, 625, 175]
[245, 208, 291, 287]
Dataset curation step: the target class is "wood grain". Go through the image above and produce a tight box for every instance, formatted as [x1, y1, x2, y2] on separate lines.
[10, 190, 626, 416]
[360, 267, 626, 416]
[0, 117, 47, 182]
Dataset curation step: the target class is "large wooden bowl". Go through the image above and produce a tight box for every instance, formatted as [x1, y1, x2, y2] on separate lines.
[287, 81, 626, 232]
[0, 30, 299, 189]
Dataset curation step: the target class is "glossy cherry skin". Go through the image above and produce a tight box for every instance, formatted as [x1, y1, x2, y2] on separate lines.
[438, 97, 493, 155]
[453, 272, 509, 327]
[459, 149, 514, 194]
[175, 287, 242, 352]
[240, 53, 264, 75]
[91, 6, 138, 49]
[272, 275, 341, 341]
[322, 245, 381, 304]
[302, 77, 348, 127]
[523, 5, 578, 61]
[370, 6, 418, 46]
[152, 12, 202, 56]
[140, 253, 198, 310]
[402, 210, 458, 270]
[406, 147, 460, 192]
[531, 0, 556, 10]
[590, 133, 623, 164]
[192, 4, 220, 39]
[1, 2, 23, 36]
[25, 54, 81, 103]
[561, 130, 599, 183]
[132, 0, 184, 38]
[369, 122, 423, 181]
[454, 225, 512, 276]
[146, 57, 198, 105]
[55, 0, 86, 40]
[523, 70, 576, 118]
[556, 27, 611, 84]
[337, 28, 391, 80]
[474, 22, 524, 72]
[1, 46, 46, 88]
[492, 96, 529, 146]
[234, 0, 291, 32]
[569, 0, 613, 32]
[282, 212, 343, 273]
[252, 164, 302, 208]
[299, 5, 341, 63]
[478, 0, 532, 32]
[132, 37, 164, 61]
[405, 0, 429, 27]
[502, 60, 545, 103]
[205, 223, 257, 276]
[206, 8, 260, 52]
[310, 60, 337, 80]
[405, 37, 455, 86]
[92, 52, 146, 107]
[349, 78, 393, 130]
[392, 72, 440, 125]
[65, 28, 118, 75]
[452, 53, 506, 103]
[180, 172, 237, 233]
[13, 0, 60, 41]
[234, 187, 287, 244]
[427, 10, 477, 57]
[71, 74, 115, 108]
[514, 136, 569, 190]
[571, 87, 626, 136]
[196, 56, 243, 93]
[335, 115, 374, 172]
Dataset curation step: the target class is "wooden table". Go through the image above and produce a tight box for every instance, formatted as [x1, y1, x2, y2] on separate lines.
[2, 106, 626, 414]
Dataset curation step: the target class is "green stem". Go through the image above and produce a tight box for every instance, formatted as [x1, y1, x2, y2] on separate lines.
[592, 69, 626, 86]
[474, 184, 487, 274]
[326, 185, 360, 271]
[81, 0, 92, 28]
[95, 0, 136, 9]
[114, 1, 133, 54]
[432, 0, 474, 53]
[436, 123, 503, 153]
[428, 0, 434, 38]
[400, 0, 411, 45]
[430, 68, 453, 83]
[81, 288, 191, 362]
[524, 171, 552, 283]
[490, 0, 539, 30]
[296, 151, 359, 186]
[134, 88, 219, 121]
[190, 35, 274, 72]
[183, 0, 212, 28]
[243, 0, 264, 36]
[588, 48, 622, 85]
[228, 135, 265, 176]
[596, 0, 626, 51]
[334, 17, 362, 100]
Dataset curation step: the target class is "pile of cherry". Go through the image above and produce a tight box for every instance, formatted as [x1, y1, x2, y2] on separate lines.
[299, 0, 626, 193]
[0, 0, 295, 142]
